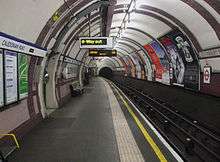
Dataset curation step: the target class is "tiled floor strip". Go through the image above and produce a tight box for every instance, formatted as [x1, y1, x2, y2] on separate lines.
[104, 80, 145, 162]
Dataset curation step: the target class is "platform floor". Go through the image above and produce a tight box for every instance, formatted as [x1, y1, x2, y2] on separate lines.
[9, 77, 181, 162]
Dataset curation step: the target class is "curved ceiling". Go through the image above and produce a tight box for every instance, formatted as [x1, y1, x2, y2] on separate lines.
[111, 0, 220, 51]
[0, 0, 219, 68]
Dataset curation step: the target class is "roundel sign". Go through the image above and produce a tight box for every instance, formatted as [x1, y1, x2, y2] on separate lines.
[203, 66, 211, 84]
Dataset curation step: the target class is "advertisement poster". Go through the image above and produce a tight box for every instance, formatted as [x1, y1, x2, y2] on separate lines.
[124, 56, 132, 76]
[118, 57, 128, 75]
[128, 57, 136, 78]
[138, 51, 153, 81]
[18, 53, 29, 99]
[150, 41, 170, 85]
[0, 49, 4, 107]
[144, 44, 164, 82]
[160, 29, 199, 90]
[131, 53, 142, 79]
[160, 37, 185, 86]
[4, 50, 18, 104]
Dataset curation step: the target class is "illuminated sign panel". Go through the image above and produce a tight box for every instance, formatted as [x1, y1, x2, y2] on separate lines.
[81, 39, 107, 46]
[89, 50, 117, 57]
[79, 37, 113, 49]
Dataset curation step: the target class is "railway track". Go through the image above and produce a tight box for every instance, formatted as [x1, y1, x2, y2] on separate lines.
[111, 79, 220, 162]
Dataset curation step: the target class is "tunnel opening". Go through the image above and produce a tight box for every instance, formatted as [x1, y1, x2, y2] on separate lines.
[99, 67, 113, 79]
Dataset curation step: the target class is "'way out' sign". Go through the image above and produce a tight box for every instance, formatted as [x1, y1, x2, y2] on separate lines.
[79, 37, 113, 49]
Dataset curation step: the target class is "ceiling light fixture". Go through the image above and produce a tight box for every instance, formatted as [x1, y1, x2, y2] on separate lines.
[116, 0, 135, 41]
[128, 0, 136, 12]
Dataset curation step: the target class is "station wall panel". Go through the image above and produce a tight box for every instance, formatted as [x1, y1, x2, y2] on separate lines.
[0, 100, 30, 134]
[199, 49, 220, 97]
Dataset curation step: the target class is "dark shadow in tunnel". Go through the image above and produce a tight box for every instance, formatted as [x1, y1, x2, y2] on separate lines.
[99, 67, 113, 79]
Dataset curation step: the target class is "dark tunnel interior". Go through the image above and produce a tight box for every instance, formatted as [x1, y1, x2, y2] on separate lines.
[99, 67, 113, 79]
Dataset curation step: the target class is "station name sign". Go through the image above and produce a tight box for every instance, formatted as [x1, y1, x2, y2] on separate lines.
[79, 37, 113, 49]
[89, 49, 117, 57]
[2, 40, 25, 51]
[0, 32, 47, 58]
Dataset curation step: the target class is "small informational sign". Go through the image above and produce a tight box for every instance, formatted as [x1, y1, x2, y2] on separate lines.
[203, 66, 211, 84]
[89, 49, 117, 57]
[116, 67, 125, 71]
[0, 49, 4, 107]
[79, 37, 113, 49]
[4, 50, 18, 104]
[61, 56, 81, 65]
[169, 67, 173, 79]
[18, 53, 29, 99]
[52, 11, 60, 22]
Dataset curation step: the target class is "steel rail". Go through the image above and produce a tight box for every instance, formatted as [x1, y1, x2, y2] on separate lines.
[112, 79, 220, 161]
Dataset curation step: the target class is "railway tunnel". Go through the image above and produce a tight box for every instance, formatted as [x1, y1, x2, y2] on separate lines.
[0, 0, 220, 162]
[99, 67, 113, 79]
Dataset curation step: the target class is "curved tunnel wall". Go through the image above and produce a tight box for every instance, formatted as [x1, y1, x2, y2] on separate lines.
[106, 0, 220, 97]
[0, 0, 103, 137]
[110, 27, 220, 96]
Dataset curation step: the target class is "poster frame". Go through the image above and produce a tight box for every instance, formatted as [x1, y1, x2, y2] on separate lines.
[3, 50, 19, 105]
[0, 32, 47, 111]
[158, 29, 200, 91]
[0, 48, 32, 110]
[18, 53, 29, 99]
[0, 49, 4, 108]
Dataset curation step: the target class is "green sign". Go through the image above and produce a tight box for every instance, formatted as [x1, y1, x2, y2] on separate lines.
[18, 53, 29, 98]
[81, 39, 107, 46]
[79, 37, 113, 49]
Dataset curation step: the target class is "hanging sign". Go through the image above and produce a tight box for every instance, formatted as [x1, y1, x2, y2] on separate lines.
[89, 49, 117, 57]
[79, 37, 113, 49]
[203, 66, 211, 84]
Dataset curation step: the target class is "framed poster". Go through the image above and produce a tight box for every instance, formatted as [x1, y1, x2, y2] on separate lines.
[160, 29, 199, 90]
[150, 41, 170, 85]
[160, 37, 185, 86]
[4, 50, 18, 104]
[0, 49, 4, 107]
[18, 53, 29, 98]
[144, 44, 164, 82]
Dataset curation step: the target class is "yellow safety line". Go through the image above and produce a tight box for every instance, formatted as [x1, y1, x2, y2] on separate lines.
[0, 134, 20, 149]
[110, 82, 167, 162]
